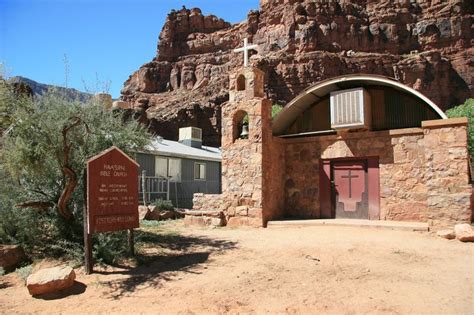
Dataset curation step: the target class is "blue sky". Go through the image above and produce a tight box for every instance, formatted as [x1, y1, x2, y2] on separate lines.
[0, 0, 259, 98]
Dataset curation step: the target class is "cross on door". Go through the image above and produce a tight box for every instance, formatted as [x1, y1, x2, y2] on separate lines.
[341, 170, 359, 198]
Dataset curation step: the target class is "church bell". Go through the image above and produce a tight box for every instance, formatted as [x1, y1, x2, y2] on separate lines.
[240, 124, 249, 139]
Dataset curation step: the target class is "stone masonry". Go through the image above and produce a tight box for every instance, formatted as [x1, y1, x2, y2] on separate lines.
[186, 67, 472, 229]
[283, 118, 471, 227]
[186, 67, 284, 227]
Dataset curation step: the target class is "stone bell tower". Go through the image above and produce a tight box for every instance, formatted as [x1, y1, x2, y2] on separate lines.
[219, 66, 272, 227]
[187, 40, 284, 228]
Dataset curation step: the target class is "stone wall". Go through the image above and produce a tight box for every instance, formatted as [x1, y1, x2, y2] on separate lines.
[188, 67, 279, 227]
[421, 119, 472, 226]
[283, 117, 472, 227]
[187, 64, 471, 228]
[185, 194, 225, 226]
[262, 135, 286, 223]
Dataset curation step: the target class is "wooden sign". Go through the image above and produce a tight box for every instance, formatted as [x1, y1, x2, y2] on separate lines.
[86, 146, 139, 233]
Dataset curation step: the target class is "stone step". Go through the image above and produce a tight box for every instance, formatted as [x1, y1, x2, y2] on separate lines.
[266, 219, 429, 231]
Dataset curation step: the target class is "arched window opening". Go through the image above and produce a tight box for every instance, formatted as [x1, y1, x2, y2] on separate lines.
[233, 110, 249, 142]
[236, 74, 246, 91]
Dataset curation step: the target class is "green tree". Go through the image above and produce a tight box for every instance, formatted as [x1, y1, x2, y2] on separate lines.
[271, 104, 284, 118]
[1, 86, 150, 221]
[446, 98, 474, 161]
[242, 104, 284, 125]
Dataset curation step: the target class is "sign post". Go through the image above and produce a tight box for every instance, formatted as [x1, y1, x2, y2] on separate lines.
[84, 146, 139, 274]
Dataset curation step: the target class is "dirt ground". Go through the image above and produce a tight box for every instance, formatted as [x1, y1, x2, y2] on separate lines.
[1, 220, 473, 315]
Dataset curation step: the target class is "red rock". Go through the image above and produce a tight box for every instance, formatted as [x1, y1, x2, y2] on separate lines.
[147, 207, 161, 221]
[159, 210, 175, 220]
[0, 245, 26, 271]
[138, 205, 150, 220]
[454, 224, 474, 242]
[26, 266, 76, 296]
[121, 1, 472, 148]
[436, 229, 455, 240]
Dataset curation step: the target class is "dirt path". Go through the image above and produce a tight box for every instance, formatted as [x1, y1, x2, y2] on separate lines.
[1, 221, 473, 314]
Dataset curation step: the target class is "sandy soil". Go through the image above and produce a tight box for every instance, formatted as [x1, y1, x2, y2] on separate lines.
[1, 221, 473, 315]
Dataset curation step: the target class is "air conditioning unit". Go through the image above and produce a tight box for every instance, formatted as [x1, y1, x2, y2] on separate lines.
[179, 127, 202, 148]
[330, 87, 371, 130]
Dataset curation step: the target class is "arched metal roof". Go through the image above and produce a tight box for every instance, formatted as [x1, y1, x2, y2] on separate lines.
[272, 74, 447, 135]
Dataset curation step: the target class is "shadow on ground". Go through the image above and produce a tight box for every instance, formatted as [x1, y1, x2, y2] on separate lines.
[0, 279, 11, 289]
[96, 229, 238, 299]
[33, 281, 87, 300]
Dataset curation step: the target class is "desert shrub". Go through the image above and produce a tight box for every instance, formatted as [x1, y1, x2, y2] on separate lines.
[0, 202, 84, 261]
[241, 104, 283, 125]
[152, 199, 174, 211]
[0, 81, 151, 264]
[272, 104, 284, 118]
[15, 265, 32, 282]
[93, 231, 130, 265]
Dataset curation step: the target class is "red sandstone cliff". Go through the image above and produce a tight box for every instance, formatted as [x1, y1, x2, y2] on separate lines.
[121, 0, 473, 147]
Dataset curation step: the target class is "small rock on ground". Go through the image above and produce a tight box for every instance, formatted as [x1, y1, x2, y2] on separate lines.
[26, 266, 76, 296]
[0, 245, 26, 270]
[436, 229, 455, 240]
[454, 224, 474, 242]
[138, 205, 150, 220]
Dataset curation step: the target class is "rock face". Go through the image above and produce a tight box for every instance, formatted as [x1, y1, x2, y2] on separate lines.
[121, 1, 473, 147]
[0, 245, 27, 271]
[9, 76, 92, 102]
[26, 266, 76, 296]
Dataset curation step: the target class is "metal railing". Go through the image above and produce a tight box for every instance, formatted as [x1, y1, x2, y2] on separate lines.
[138, 171, 170, 205]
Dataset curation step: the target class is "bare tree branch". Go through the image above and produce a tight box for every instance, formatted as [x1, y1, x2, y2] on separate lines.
[57, 116, 83, 220]
[17, 201, 54, 210]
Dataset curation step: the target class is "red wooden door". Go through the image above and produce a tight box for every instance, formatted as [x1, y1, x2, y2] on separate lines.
[331, 160, 368, 219]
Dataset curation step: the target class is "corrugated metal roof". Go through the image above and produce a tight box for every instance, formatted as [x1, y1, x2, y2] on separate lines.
[272, 74, 447, 135]
[141, 138, 221, 162]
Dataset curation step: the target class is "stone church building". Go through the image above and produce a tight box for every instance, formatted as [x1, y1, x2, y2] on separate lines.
[186, 65, 472, 229]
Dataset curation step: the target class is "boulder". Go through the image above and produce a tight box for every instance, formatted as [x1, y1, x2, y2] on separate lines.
[147, 207, 161, 221]
[26, 266, 76, 296]
[138, 205, 150, 220]
[436, 229, 455, 240]
[159, 210, 175, 221]
[0, 245, 27, 271]
[454, 224, 474, 242]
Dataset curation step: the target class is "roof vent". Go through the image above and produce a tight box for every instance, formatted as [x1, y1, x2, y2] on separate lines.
[179, 127, 202, 148]
[330, 87, 371, 130]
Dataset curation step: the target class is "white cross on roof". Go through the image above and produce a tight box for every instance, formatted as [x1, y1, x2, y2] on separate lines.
[233, 38, 258, 67]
